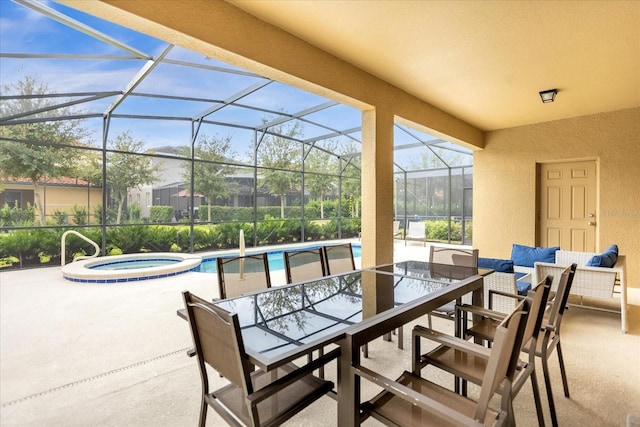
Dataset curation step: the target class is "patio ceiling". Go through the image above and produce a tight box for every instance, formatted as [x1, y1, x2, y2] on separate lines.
[229, 1, 640, 132]
[0, 0, 472, 172]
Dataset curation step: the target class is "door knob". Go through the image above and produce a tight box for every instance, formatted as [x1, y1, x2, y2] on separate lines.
[588, 221, 596, 226]
[588, 213, 595, 218]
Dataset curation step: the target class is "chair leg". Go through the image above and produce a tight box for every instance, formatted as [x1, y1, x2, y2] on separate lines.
[397, 326, 403, 350]
[556, 341, 570, 398]
[427, 314, 433, 329]
[542, 354, 559, 427]
[362, 343, 368, 358]
[307, 350, 324, 378]
[198, 396, 207, 427]
[500, 383, 516, 427]
[530, 370, 546, 427]
[459, 378, 467, 396]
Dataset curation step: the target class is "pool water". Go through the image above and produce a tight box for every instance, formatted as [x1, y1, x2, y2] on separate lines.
[89, 258, 181, 271]
[198, 244, 361, 274]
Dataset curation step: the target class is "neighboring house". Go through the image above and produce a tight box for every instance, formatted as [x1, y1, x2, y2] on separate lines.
[138, 147, 314, 220]
[1, 176, 102, 224]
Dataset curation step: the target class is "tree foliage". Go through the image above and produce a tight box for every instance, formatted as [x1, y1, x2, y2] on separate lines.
[181, 134, 236, 222]
[257, 120, 303, 219]
[338, 142, 362, 218]
[305, 141, 338, 219]
[0, 74, 90, 224]
[106, 131, 161, 224]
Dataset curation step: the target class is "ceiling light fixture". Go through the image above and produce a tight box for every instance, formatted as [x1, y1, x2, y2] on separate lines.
[539, 88, 558, 103]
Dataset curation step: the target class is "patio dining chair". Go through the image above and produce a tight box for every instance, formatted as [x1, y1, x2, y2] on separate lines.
[404, 221, 426, 246]
[414, 276, 552, 426]
[217, 253, 271, 299]
[427, 245, 479, 329]
[323, 243, 356, 275]
[458, 264, 577, 427]
[283, 248, 327, 284]
[182, 291, 338, 427]
[355, 299, 530, 426]
[182, 253, 272, 359]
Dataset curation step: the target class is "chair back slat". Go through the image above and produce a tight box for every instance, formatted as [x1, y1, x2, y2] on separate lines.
[429, 245, 479, 267]
[284, 248, 327, 284]
[547, 264, 577, 326]
[217, 253, 271, 299]
[324, 243, 355, 275]
[475, 299, 530, 420]
[183, 291, 253, 394]
[521, 276, 552, 347]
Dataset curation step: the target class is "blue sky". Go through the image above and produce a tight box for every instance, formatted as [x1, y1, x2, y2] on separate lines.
[0, 0, 471, 169]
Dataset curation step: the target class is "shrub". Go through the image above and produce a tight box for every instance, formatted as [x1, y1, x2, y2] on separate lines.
[0, 229, 40, 266]
[256, 218, 301, 245]
[0, 202, 36, 226]
[149, 206, 174, 223]
[0, 256, 19, 268]
[106, 225, 151, 253]
[214, 222, 254, 249]
[71, 205, 88, 225]
[52, 210, 68, 225]
[142, 226, 179, 252]
[0, 217, 366, 268]
[108, 247, 123, 255]
[424, 219, 463, 242]
[128, 203, 141, 222]
[93, 205, 118, 225]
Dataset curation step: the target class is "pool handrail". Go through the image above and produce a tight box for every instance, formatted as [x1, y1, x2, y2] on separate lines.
[61, 230, 100, 266]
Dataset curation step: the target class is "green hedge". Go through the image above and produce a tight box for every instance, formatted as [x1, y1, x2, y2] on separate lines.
[0, 219, 472, 269]
[0, 218, 362, 269]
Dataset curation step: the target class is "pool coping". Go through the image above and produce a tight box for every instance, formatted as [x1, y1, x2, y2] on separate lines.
[61, 253, 203, 283]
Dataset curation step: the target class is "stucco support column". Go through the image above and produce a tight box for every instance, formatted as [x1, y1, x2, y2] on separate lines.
[361, 108, 394, 268]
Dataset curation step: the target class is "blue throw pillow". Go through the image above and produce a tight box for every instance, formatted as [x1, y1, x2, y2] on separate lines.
[516, 280, 532, 296]
[478, 257, 514, 273]
[586, 244, 619, 268]
[514, 272, 532, 295]
[511, 244, 560, 268]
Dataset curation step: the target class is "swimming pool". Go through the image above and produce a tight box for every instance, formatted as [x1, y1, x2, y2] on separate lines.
[89, 258, 181, 270]
[198, 244, 362, 273]
[60, 243, 360, 283]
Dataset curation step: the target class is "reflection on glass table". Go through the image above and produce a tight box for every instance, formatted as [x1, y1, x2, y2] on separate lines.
[214, 267, 470, 370]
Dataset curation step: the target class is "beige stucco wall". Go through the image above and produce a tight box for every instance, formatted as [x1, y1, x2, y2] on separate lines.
[41, 186, 102, 219]
[474, 108, 640, 288]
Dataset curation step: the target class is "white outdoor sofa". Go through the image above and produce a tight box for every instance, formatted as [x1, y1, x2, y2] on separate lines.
[531, 249, 628, 333]
[476, 257, 533, 315]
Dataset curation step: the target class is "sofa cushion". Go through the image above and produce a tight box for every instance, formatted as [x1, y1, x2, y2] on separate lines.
[478, 257, 514, 273]
[511, 244, 560, 268]
[586, 244, 619, 268]
[516, 275, 532, 295]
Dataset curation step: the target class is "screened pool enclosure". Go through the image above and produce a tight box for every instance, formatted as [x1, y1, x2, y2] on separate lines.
[0, 0, 473, 265]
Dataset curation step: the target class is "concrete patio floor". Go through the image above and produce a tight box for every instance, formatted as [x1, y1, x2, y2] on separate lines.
[1, 240, 639, 426]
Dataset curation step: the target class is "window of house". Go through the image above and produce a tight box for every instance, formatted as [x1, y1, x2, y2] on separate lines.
[5, 191, 22, 208]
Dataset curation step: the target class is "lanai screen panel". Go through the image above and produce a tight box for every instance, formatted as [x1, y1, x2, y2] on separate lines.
[0, 0, 473, 250]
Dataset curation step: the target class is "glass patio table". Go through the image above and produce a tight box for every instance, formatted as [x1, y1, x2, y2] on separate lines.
[179, 261, 484, 426]
[211, 260, 485, 374]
